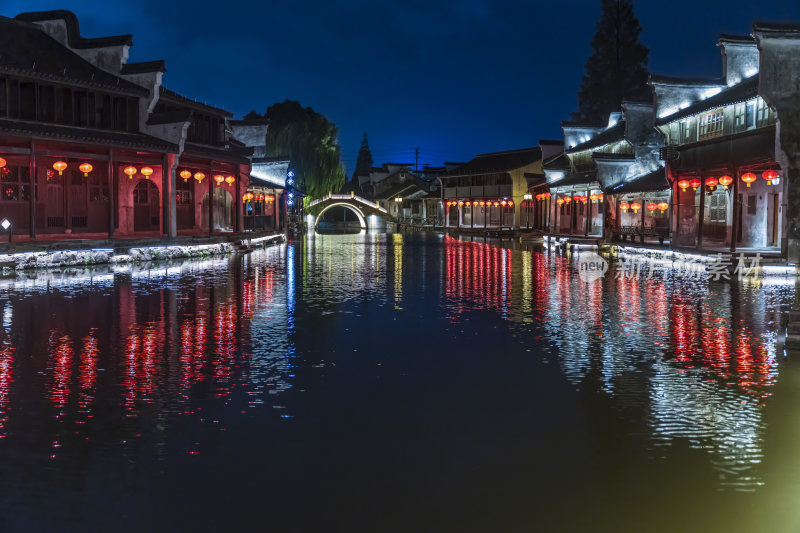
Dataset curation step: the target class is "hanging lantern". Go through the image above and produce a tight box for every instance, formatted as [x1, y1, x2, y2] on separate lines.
[597, 193, 603, 202]
[545, 193, 551, 199]
[46, 169, 55, 181]
[564, 196, 571, 204]
[657, 201, 669, 214]
[762, 169, 779, 185]
[631, 202, 642, 214]
[479, 201, 485, 206]
[472, 200, 479, 206]
[214, 174, 225, 185]
[741, 172, 757, 188]
[493, 201, 500, 207]
[619, 201, 630, 212]
[580, 196, 587, 204]
[689, 178, 702, 191]
[53, 161, 68, 175]
[123, 166, 137, 179]
[140, 167, 154, 180]
[457, 200, 464, 206]
[225, 175, 236, 186]
[678, 179, 690, 192]
[242, 192, 254, 203]
[180, 170, 192, 182]
[556, 198, 564, 206]
[255, 194, 264, 202]
[719, 175, 733, 189]
[705, 177, 718, 190]
[79, 163, 93, 177]
[646, 202, 658, 213]
[0, 158, 5, 169]
[194, 172, 206, 183]
[501, 200, 507, 207]
[508, 200, 514, 207]
[590, 193, 598, 203]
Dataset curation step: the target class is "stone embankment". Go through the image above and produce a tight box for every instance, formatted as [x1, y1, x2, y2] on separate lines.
[0, 234, 283, 273]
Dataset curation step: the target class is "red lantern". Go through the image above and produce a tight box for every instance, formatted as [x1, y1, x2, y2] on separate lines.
[689, 178, 701, 191]
[194, 172, 206, 183]
[140, 167, 154, 180]
[678, 179, 690, 191]
[508, 200, 514, 207]
[479, 201, 485, 207]
[763, 169, 779, 185]
[79, 163, 93, 177]
[631, 202, 642, 214]
[225, 175, 236, 186]
[493, 201, 499, 207]
[0, 157, 5, 169]
[646, 202, 658, 214]
[180, 170, 192, 182]
[556, 198, 564, 206]
[741, 172, 757, 188]
[619, 201, 630, 212]
[705, 177, 718, 190]
[214, 174, 225, 185]
[719, 175, 733, 189]
[657, 201, 669, 213]
[53, 161, 68, 175]
[123, 166, 137, 179]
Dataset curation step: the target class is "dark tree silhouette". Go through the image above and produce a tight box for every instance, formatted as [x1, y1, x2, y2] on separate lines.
[574, 0, 650, 123]
[352, 132, 373, 182]
[265, 100, 346, 200]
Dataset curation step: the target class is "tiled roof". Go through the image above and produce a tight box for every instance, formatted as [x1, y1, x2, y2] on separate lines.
[656, 75, 759, 125]
[0, 16, 147, 96]
[15, 10, 132, 48]
[445, 146, 542, 176]
[0, 118, 177, 152]
[160, 87, 233, 118]
[566, 122, 627, 153]
[607, 168, 668, 194]
[550, 171, 597, 188]
[121, 60, 166, 75]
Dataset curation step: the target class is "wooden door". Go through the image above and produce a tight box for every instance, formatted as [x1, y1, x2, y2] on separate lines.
[133, 180, 160, 232]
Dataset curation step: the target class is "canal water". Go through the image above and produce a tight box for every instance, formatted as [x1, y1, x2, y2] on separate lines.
[0, 232, 798, 532]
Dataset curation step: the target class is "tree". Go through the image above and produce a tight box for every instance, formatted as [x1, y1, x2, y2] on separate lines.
[264, 100, 346, 200]
[574, 0, 650, 123]
[352, 132, 373, 182]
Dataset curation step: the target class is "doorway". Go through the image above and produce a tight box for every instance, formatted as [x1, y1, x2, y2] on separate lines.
[133, 180, 160, 232]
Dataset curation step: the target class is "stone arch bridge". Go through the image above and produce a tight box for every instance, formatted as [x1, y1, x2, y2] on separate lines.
[305, 194, 392, 230]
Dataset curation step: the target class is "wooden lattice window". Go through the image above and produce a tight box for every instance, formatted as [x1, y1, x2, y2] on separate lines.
[698, 109, 724, 140]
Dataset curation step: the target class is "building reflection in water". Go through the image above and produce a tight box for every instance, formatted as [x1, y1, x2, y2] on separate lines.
[441, 237, 790, 490]
[0, 234, 792, 494]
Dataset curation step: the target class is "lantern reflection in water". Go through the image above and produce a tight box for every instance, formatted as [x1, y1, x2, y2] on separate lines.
[444, 235, 512, 318]
[0, 342, 13, 439]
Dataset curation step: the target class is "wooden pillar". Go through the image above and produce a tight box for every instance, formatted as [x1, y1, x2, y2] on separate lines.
[29, 141, 36, 239]
[569, 194, 575, 235]
[585, 189, 590, 237]
[107, 148, 114, 238]
[234, 169, 241, 233]
[730, 168, 740, 254]
[208, 166, 214, 235]
[697, 176, 706, 249]
[64, 159, 71, 234]
[640, 194, 646, 243]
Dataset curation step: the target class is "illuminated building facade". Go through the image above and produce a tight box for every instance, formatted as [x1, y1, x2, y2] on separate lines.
[0, 10, 271, 241]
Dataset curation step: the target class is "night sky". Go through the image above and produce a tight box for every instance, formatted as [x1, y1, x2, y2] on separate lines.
[7, 0, 800, 173]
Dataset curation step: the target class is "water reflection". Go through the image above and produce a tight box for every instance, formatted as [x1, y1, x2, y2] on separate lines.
[0, 233, 796, 530]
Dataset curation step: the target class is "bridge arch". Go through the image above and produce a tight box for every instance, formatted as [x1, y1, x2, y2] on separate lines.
[314, 202, 367, 230]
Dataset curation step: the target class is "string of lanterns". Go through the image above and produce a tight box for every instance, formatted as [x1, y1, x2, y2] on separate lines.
[445, 200, 515, 207]
[242, 192, 274, 204]
[677, 170, 780, 191]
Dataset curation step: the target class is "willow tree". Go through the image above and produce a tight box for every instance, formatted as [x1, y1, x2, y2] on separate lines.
[264, 100, 346, 201]
[574, 0, 650, 123]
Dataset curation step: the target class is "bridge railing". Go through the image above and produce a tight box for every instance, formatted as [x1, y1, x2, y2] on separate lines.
[307, 194, 389, 214]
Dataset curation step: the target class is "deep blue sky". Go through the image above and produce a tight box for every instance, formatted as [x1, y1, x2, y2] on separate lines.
[6, 0, 800, 172]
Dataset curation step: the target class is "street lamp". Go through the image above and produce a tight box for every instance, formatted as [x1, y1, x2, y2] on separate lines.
[1, 218, 11, 243]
